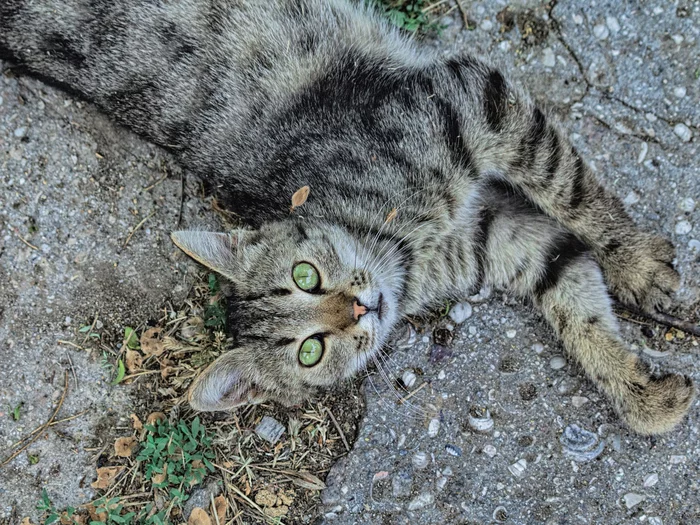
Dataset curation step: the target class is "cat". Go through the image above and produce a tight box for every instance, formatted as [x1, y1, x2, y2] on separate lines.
[1, 0, 694, 435]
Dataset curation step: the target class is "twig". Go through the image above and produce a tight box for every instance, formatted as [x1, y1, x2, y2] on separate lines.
[121, 370, 161, 381]
[1, 371, 69, 468]
[65, 351, 78, 389]
[142, 174, 168, 191]
[9, 409, 89, 448]
[615, 303, 700, 337]
[325, 407, 350, 452]
[398, 381, 428, 405]
[14, 229, 38, 250]
[455, 0, 470, 29]
[123, 212, 155, 248]
[210, 493, 222, 525]
[82, 312, 100, 346]
[57, 340, 86, 351]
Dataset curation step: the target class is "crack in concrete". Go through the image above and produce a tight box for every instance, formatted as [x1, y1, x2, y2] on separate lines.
[548, 0, 591, 104]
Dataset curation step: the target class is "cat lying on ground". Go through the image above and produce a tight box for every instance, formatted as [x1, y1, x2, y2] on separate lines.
[1, 0, 694, 435]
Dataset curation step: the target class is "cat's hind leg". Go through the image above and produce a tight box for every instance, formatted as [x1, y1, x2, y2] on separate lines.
[478, 191, 694, 435]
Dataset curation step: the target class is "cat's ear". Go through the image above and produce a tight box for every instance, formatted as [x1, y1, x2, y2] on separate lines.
[171, 230, 246, 278]
[188, 353, 267, 411]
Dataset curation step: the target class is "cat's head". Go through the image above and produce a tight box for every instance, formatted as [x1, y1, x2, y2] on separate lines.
[171, 220, 404, 411]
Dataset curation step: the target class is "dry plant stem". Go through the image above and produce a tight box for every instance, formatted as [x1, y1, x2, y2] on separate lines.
[398, 381, 428, 404]
[57, 339, 86, 350]
[123, 211, 155, 248]
[15, 228, 39, 250]
[615, 302, 700, 337]
[142, 173, 168, 191]
[210, 493, 222, 525]
[1, 371, 69, 468]
[325, 407, 350, 452]
[10, 410, 89, 448]
[455, 0, 470, 28]
[82, 311, 100, 345]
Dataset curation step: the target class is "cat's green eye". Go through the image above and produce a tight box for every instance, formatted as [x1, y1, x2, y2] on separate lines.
[293, 262, 320, 291]
[299, 337, 323, 367]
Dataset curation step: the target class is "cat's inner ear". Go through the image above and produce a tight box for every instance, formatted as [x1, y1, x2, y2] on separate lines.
[171, 230, 243, 278]
[188, 353, 267, 411]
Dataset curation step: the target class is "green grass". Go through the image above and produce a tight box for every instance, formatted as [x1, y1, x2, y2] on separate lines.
[204, 273, 226, 330]
[365, 0, 444, 34]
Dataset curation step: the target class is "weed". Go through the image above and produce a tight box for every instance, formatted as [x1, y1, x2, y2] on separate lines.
[28, 452, 40, 465]
[365, 0, 444, 34]
[36, 489, 76, 525]
[204, 273, 226, 330]
[78, 324, 100, 339]
[8, 402, 21, 421]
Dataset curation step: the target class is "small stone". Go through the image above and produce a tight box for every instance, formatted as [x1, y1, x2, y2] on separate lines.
[688, 240, 700, 252]
[428, 418, 440, 438]
[468, 326, 477, 335]
[669, 455, 686, 464]
[675, 220, 692, 235]
[412, 451, 429, 469]
[550, 356, 567, 370]
[623, 493, 645, 509]
[508, 458, 527, 478]
[648, 518, 663, 525]
[679, 198, 696, 213]
[673, 86, 687, 98]
[532, 342, 544, 354]
[493, 506, 508, 522]
[606, 16, 620, 33]
[643, 473, 659, 487]
[542, 48, 555, 68]
[673, 123, 693, 142]
[391, 468, 413, 498]
[255, 416, 285, 444]
[505, 329, 516, 339]
[14, 127, 27, 138]
[572, 396, 589, 408]
[401, 370, 417, 389]
[443, 466, 453, 476]
[437, 370, 446, 380]
[637, 142, 648, 164]
[480, 19, 493, 31]
[445, 444, 462, 457]
[624, 191, 641, 205]
[572, 14, 583, 24]
[483, 444, 497, 458]
[0, 95, 4, 105]
[672, 34, 684, 45]
[407, 492, 434, 511]
[593, 24, 609, 40]
[449, 302, 472, 324]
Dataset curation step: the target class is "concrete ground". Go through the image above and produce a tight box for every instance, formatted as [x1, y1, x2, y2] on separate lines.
[1, 0, 698, 524]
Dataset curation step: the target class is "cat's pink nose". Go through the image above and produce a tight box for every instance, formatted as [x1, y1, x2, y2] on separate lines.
[352, 299, 368, 321]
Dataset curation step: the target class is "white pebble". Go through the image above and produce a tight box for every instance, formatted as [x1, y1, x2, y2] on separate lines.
[643, 473, 659, 487]
[532, 343, 544, 354]
[653, 7, 663, 14]
[483, 444, 497, 458]
[407, 492, 434, 511]
[499, 40, 511, 52]
[623, 191, 640, 205]
[605, 16, 620, 33]
[480, 19, 493, 31]
[428, 418, 440, 438]
[679, 198, 696, 213]
[593, 24, 609, 40]
[669, 455, 686, 464]
[674, 86, 687, 98]
[645, 112, 658, 122]
[672, 34, 684, 45]
[647, 518, 663, 525]
[550, 356, 567, 370]
[542, 48, 555, 68]
[688, 240, 700, 252]
[402, 370, 417, 389]
[14, 127, 27, 138]
[506, 329, 516, 339]
[675, 220, 692, 235]
[572, 14, 583, 25]
[572, 396, 589, 408]
[437, 370, 446, 380]
[255, 416, 285, 444]
[508, 459, 527, 478]
[412, 451, 429, 469]
[673, 123, 693, 142]
[623, 493, 645, 509]
[636, 143, 648, 164]
[449, 302, 473, 324]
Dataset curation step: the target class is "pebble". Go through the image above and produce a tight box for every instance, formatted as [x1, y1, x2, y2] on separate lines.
[623, 493, 645, 509]
[0, 95, 3, 105]
[505, 329, 516, 339]
[445, 444, 462, 457]
[572, 396, 589, 408]
[542, 48, 555, 68]
[675, 220, 692, 235]
[437, 370, 446, 380]
[672, 34, 684, 45]
[14, 127, 27, 138]
[572, 14, 583, 25]
[549, 356, 567, 370]
[673, 123, 693, 142]
[427, 418, 440, 438]
[643, 473, 659, 487]
[449, 302, 472, 324]
[407, 492, 434, 511]
[392, 468, 413, 498]
[593, 24, 609, 40]
[679, 198, 696, 213]
[483, 444, 497, 458]
[255, 416, 285, 444]
[647, 518, 663, 525]
[532, 343, 545, 354]
[493, 506, 508, 522]
[606, 16, 620, 33]
[468, 326, 477, 335]
[636, 143, 648, 164]
[560, 424, 605, 462]
[401, 370, 417, 389]
[435, 475, 448, 491]
[689, 239, 700, 252]
[673, 86, 687, 98]
[508, 459, 527, 478]
[556, 377, 579, 395]
[468, 408, 494, 433]
[669, 455, 686, 464]
[412, 451, 429, 469]
[480, 19, 493, 31]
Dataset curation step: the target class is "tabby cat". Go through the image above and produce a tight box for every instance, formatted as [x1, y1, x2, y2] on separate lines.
[1, 0, 693, 435]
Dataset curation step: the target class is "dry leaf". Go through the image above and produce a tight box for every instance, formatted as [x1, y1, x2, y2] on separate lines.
[160, 365, 174, 380]
[114, 436, 137, 458]
[213, 495, 227, 523]
[20, 518, 35, 525]
[152, 462, 168, 485]
[281, 470, 326, 490]
[140, 327, 165, 356]
[87, 504, 107, 523]
[125, 348, 142, 373]
[130, 413, 143, 430]
[385, 208, 398, 223]
[146, 411, 166, 425]
[255, 489, 278, 507]
[290, 185, 310, 211]
[91, 466, 123, 489]
[188, 508, 212, 525]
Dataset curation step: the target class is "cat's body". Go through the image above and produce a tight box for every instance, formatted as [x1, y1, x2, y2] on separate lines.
[1, 0, 694, 434]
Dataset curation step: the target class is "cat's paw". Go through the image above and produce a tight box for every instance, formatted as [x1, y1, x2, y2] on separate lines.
[600, 233, 680, 313]
[621, 372, 695, 435]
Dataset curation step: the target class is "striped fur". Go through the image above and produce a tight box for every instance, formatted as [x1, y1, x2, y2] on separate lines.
[1, 0, 692, 434]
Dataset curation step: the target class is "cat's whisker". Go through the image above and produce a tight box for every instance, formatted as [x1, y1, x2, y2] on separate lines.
[370, 352, 429, 418]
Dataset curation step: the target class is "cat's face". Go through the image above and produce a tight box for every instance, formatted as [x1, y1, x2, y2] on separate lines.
[171, 221, 404, 411]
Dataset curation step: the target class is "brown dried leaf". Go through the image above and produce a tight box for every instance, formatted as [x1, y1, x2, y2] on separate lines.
[91, 466, 123, 489]
[20, 518, 36, 525]
[87, 504, 107, 523]
[290, 185, 310, 211]
[114, 436, 137, 458]
[125, 348, 142, 373]
[140, 327, 165, 356]
[213, 495, 227, 523]
[188, 508, 212, 525]
[385, 208, 398, 223]
[254, 489, 278, 507]
[146, 411, 166, 425]
[281, 470, 326, 490]
[130, 413, 143, 430]
[160, 365, 174, 380]
[152, 462, 168, 485]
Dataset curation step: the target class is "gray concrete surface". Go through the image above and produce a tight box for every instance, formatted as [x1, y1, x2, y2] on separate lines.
[1, 0, 699, 523]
